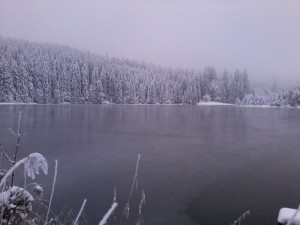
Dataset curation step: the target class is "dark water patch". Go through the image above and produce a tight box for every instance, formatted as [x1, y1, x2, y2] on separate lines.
[187, 151, 300, 225]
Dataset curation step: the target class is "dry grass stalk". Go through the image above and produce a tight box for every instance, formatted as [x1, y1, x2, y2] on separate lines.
[128, 154, 141, 204]
[0, 113, 145, 225]
[45, 160, 58, 225]
[73, 199, 87, 225]
[0, 153, 48, 190]
[0, 153, 48, 224]
[98, 202, 118, 225]
[119, 154, 141, 225]
[136, 190, 145, 225]
[10, 111, 23, 187]
[231, 210, 250, 225]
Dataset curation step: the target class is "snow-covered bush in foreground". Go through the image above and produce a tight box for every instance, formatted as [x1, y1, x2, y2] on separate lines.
[0, 151, 138, 225]
[0, 112, 145, 225]
[0, 153, 48, 189]
[0, 151, 143, 225]
[0, 186, 34, 223]
[0, 153, 48, 224]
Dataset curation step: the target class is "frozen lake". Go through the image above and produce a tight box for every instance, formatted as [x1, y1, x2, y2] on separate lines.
[0, 105, 300, 225]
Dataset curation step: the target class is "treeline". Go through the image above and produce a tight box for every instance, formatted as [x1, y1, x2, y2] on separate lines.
[0, 37, 251, 104]
[242, 88, 300, 107]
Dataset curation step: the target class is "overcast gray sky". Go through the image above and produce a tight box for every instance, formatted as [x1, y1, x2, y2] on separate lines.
[0, 0, 299, 86]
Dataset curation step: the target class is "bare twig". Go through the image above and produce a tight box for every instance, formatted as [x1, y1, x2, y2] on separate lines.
[3, 152, 14, 164]
[128, 154, 141, 203]
[45, 160, 58, 225]
[73, 199, 87, 225]
[99, 202, 118, 225]
[8, 128, 17, 138]
[30, 210, 46, 224]
[34, 200, 63, 225]
[137, 190, 146, 225]
[0, 151, 2, 169]
[113, 186, 117, 203]
[10, 111, 22, 186]
[231, 210, 250, 225]
[120, 154, 141, 225]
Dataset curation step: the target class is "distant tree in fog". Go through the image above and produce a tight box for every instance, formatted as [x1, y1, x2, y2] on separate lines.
[242, 87, 300, 107]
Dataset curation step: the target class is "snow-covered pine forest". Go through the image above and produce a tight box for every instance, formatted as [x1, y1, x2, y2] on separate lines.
[0, 36, 299, 107]
[0, 37, 251, 104]
[242, 89, 300, 107]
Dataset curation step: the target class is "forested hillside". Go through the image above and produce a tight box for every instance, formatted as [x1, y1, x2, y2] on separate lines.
[242, 89, 300, 107]
[0, 37, 253, 104]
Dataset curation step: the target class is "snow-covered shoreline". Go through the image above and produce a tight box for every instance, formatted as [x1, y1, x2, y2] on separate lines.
[196, 101, 233, 106]
[0, 103, 38, 105]
[0, 102, 299, 109]
[241, 105, 300, 109]
[241, 105, 282, 109]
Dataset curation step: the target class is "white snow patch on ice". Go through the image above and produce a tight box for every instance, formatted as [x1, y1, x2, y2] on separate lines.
[242, 105, 280, 108]
[0, 103, 38, 105]
[197, 101, 233, 106]
[121, 103, 184, 106]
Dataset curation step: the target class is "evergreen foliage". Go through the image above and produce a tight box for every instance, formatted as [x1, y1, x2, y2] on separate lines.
[242, 88, 300, 107]
[0, 37, 251, 104]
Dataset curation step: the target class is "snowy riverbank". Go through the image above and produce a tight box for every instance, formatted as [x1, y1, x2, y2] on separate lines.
[241, 105, 300, 109]
[0, 102, 299, 109]
[196, 101, 233, 106]
[0, 102, 38, 105]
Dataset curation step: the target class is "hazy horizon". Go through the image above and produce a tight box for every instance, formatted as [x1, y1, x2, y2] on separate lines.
[0, 0, 299, 87]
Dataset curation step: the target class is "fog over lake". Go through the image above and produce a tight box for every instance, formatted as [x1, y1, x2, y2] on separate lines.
[0, 0, 299, 86]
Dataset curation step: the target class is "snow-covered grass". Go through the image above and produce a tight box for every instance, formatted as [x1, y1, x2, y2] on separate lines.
[231, 210, 250, 225]
[0, 153, 49, 224]
[0, 152, 120, 225]
[0, 112, 147, 225]
[99, 202, 118, 225]
[0, 112, 124, 225]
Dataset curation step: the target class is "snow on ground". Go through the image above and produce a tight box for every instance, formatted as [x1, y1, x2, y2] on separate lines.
[241, 105, 280, 108]
[0, 102, 299, 108]
[124, 103, 184, 106]
[197, 101, 233, 106]
[242, 105, 300, 109]
[0, 103, 38, 105]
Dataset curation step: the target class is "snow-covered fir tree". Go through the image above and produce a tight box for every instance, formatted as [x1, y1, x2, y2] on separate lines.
[0, 37, 255, 105]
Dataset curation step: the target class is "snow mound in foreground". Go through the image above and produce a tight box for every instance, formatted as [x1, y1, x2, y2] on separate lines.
[278, 208, 300, 225]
